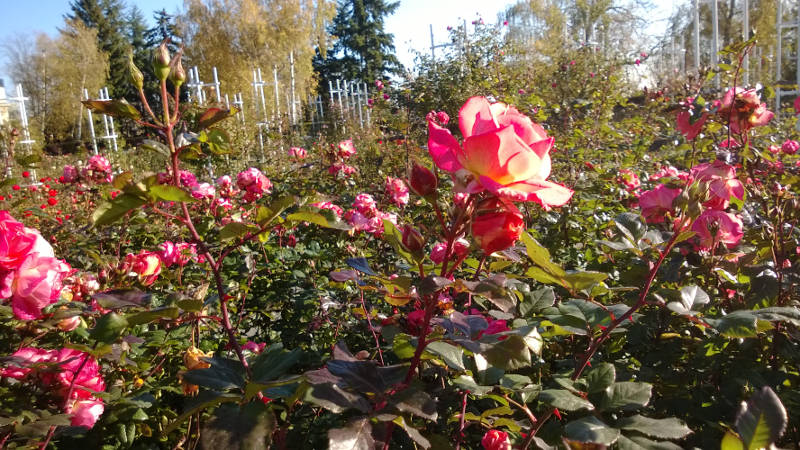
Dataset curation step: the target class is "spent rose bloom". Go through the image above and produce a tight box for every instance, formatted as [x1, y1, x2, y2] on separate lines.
[471, 199, 525, 254]
[676, 98, 709, 140]
[718, 87, 774, 133]
[338, 139, 356, 159]
[482, 429, 512, 450]
[385, 177, 410, 207]
[288, 147, 307, 159]
[638, 185, 681, 223]
[690, 160, 744, 210]
[692, 209, 744, 250]
[427, 96, 573, 208]
[61, 165, 79, 183]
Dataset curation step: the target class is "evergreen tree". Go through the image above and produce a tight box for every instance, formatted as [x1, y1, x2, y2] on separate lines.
[315, 0, 402, 87]
[145, 9, 180, 51]
[67, 0, 131, 98]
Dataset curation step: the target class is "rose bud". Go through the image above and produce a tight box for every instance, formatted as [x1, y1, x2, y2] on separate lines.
[127, 52, 144, 91]
[471, 198, 525, 255]
[401, 225, 425, 252]
[168, 48, 186, 88]
[409, 163, 438, 197]
[152, 40, 171, 81]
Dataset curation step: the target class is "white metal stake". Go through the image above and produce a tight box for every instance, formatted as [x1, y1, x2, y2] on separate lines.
[290, 51, 297, 125]
[694, 0, 700, 72]
[212, 67, 221, 103]
[743, 0, 749, 85]
[776, 0, 783, 115]
[83, 89, 98, 155]
[711, 0, 719, 88]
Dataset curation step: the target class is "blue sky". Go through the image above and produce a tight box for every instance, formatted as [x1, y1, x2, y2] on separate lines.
[0, 0, 676, 86]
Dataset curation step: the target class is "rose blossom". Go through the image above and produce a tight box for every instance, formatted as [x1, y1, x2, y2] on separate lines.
[7, 253, 70, 320]
[338, 139, 356, 158]
[311, 201, 344, 218]
[352, 193, 377, 216]
[471, 199, 525, 254]
[430, 239, 470, 263]
[781, 139, 799, 155]
[191, 182, 216, 200]
[690, 160, 744, 210]
[617, 169, 640, 190]
[288, 147, 307, 159]
[385, 177, 410, 207]
[676, 97, 708, 140]
[427, 96, 573, 208]
[236, 168, 272, 198]
[82, 155, 112, 183]
[638, 185, 681, 223]
[0, 211, 37, 269]
[692, 209, 743, 250]
[125, 251, 162, 286]
[68, 399, 104, 428]
[718, 87, 774, 134]
[61, 165, 79, 183]
[481, 429, 512, 450]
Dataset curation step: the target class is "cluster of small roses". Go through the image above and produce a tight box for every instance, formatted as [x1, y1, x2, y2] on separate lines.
[328, 140, 357, 178]
[677, 87, 773, 140]
[343, 193, 398, 237]
[1, 347, 105, 428]
[0, 211, 71, 320]
[288, 146, 307, 159]
[60, 154, 113, 185]
[384, 176, 409, 207]
[119, 242, 198, 288]
[638, 160, 745, 250]
[236, 167, 272, 203]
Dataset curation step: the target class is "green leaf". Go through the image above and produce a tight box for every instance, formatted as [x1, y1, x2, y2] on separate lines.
[149, 184, 196, 203]
[563, 271, 608, 291]
[720, 431, 746, 450]
[182, 357, 246, 391]
[679, 285, 710, 310]
[521, 232, 566, 277]
[125, 307, 179, 326]
[617, 415, 692, 439]
[585, 363, 616, 394]
[91, 193, 146, 226]
[92, 290, 151, 309]
[286, 211, 350, 230]
[82, 99, 141, 120]
[162, 391, 240, 435]
[89, 312, 129, 343]
[538, 389, 595, 411]
[392, 416, 430, 449]
[734, 387, 787, 450]
[201, 402, 275, 450]
[14, 153, 41, 168]
[140, 139, 170, 157]
[712, 311, 759, 338]
[520, 286, 555, 316]
[197, 107, 238, 129]
[250, 345, 302, 383]
[599, 382, 652, 411]
[617, 434, 683, 450]
[177, 298, 205, 312]
[393, 386, 438, 420]
[425, 341, 465, 371]
[564, 416, 620, 445]
[328, 417, 374, 450]
[481, 335, 531, 370]
[393, 333, 416, 359]
[219, 222, 259, 241]
[615, 212, 647, 242]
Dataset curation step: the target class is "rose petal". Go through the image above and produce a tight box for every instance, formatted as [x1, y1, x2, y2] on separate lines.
[427, 120, 463, 173]
[480, 175, 573, 208]
[458, 96, 498, 139]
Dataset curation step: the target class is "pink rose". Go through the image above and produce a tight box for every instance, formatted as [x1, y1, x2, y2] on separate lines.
[676, 104, 708, 140]
[311, 202, 344, 219]
[353, 193, 377, 216]
[237, 168, 272, 197]
[430, 239, 470, 263]
[61, 165, 79, 183]
[68, 399, 104, 428]
[617, 169, 640, 190]
[781, 139, 799, 155]
[0, 347, 56, 379]
[385, 177, 410, 207]
[482, 429, 512, 450]
[427, 96, 573, 208]
[690, 160, 744, 210]
[125, 251, 162, 286]
[216, 175, 232, 187]
[0, 211, 37, 270]
[638, 185, 681, 223]
[10, 253, 70, 320]
[338, 139, 356, 159]
[158, 241, 177, 267]
[288, 147, 307, 159]
[191, 182, 216, 200]
[692, 209, 743, 250]
[719, 87, 773, 133]
[174, 242, 197, 267]
[82, 155, 112, 184]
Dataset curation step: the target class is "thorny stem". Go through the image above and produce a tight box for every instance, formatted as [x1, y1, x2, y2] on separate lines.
[359, 289, 384, 365]
[455, 391, 469, 450]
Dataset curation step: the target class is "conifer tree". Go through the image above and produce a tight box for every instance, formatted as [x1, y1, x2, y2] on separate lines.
[315, 0, 402, 87]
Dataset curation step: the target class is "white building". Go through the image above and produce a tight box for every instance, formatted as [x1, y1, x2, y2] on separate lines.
[0, 80, 9, 125]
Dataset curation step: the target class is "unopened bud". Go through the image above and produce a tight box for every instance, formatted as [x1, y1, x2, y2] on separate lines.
[152, 40, 171, 81]
[168, 49, 186, 88]
[409, 163, 438, 197]
[401, 225, 425, 252]
[128, 53, 144, 91]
